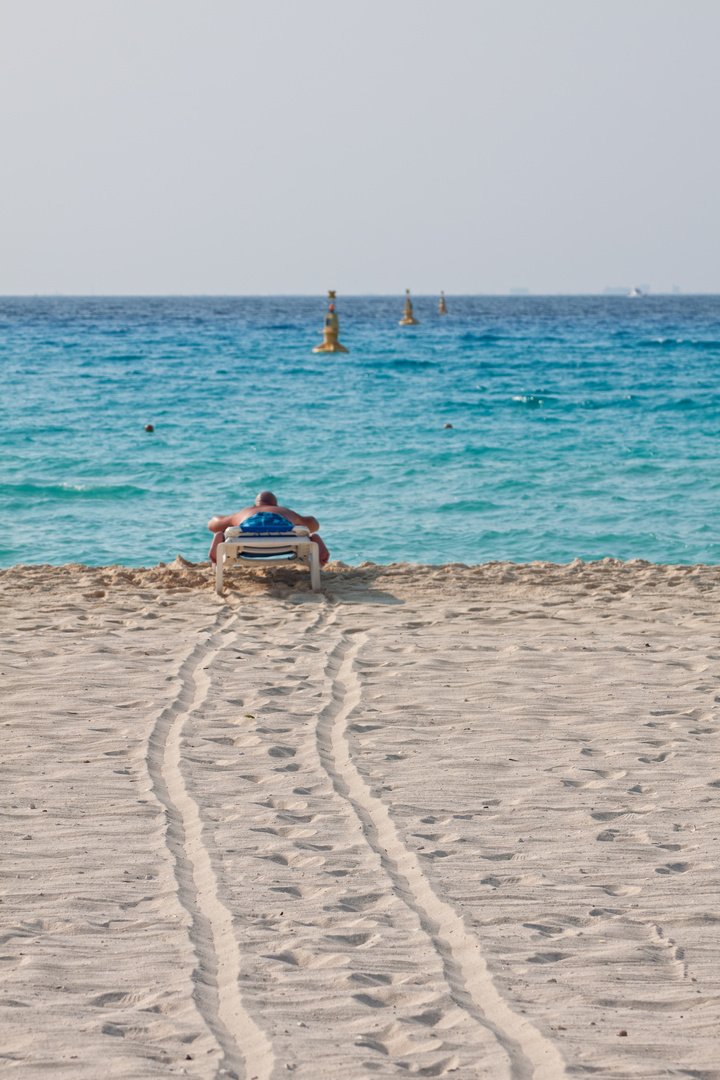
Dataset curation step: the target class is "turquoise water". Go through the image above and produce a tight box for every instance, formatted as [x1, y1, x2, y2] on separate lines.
[1, 295, 719, 567]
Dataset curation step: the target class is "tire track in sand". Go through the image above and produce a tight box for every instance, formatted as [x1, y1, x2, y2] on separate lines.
[317, 633, 567, 1080]
[147, 611, 274, 1080]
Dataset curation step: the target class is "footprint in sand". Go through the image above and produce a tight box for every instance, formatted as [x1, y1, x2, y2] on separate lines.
[327, 931, 376, 947]
[563, 778, 606, 789]
[267, 745, 296, 758]
[352, 986, 437, 1009]
[601, 884, 642, 896]
[355, 1021, 442, 1058]
[90, 990, 146, 1007]
[527, 951, 570, 964]
[273, 810, 317, 824]
[269, 885, 329, 900]
[253, 824, 315, 837]
[262, 797, 308, 810]
[337, 892, 388, 913]
[523, 922, 567, 938]
[266, 948, 348, 968]
[481, 873, 543, 888]
[411, 1006, 465, 1031]
[260, 852, 324, 868]
[413, 832, 461, 843]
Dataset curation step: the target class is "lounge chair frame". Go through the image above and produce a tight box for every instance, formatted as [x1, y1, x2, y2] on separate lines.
[215, 526, 321, 595]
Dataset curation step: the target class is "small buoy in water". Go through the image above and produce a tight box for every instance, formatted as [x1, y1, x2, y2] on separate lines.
[145, 424, 154, 432]
[444, 423, 453, 429]
[399, 289, 419, 326]
[313, 291, 349, 353]
[438, 291, 448, 314]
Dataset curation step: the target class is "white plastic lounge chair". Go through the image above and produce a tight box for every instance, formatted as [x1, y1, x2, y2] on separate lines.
[214, 517, 321, 595]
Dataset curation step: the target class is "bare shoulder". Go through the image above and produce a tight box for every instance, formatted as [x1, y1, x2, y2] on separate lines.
[231, 507, 258, 525]
[273, 505, 304, 525]
[276, 506, 320, 531]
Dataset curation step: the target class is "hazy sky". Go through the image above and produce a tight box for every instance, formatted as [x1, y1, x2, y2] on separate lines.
[1, 1, 719, 295]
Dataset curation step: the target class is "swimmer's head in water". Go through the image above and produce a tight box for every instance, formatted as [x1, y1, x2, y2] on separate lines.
[255, 491, 278, 507]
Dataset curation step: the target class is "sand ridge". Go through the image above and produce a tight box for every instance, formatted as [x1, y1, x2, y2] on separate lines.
[147, 609, 274, 1080]
[2, 558, 720, 1078]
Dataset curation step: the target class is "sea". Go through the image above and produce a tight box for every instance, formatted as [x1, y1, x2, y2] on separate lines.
[1, 294, 719, 569]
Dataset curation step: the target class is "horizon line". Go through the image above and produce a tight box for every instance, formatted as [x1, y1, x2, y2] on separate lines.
[1, 291, 716, 299]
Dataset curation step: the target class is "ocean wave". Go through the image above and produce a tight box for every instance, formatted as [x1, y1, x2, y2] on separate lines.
[651, 398, 704, 411]
[0, 481, 147, 502]
[385, 358, 435, 370]
[637, 338, 720, 351]
[512, 394, 550, 407]
[458, 332, 507, 344]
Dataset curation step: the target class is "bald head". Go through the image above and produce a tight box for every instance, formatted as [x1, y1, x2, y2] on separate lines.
[255, 491, 277, 507]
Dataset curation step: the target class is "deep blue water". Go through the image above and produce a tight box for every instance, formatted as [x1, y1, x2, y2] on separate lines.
[1, 295, 719, 567]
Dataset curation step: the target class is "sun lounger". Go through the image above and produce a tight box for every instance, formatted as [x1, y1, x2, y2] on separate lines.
[214, 513, 321, 595]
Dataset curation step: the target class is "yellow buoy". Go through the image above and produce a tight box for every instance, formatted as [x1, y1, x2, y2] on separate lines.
[313, 290, 349, 353]
[438, 291, 448, 314]
[399, 288, 419, 326]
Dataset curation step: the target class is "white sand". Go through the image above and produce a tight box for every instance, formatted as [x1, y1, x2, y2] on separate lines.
[2, 558, 720, 1079]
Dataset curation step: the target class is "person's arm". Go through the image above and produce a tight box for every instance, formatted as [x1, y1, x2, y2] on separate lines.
[275, 506, 319, 533]
[296, 513, 319, 533]
[208, 514, 235, 533]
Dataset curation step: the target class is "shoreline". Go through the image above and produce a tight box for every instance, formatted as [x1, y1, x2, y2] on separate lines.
[2, 558, 720, 1075]
[2, 554, 719, 587]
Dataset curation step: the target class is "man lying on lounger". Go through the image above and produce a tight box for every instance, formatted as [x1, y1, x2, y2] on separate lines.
[207, 491, 330, 566]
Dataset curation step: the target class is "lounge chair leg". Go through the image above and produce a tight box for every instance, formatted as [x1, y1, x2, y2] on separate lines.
[309, 545, 321, 592]
[216, 552, 224, 596]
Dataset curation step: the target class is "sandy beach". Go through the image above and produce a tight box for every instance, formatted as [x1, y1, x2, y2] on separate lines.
[2, 558, 720, 1079]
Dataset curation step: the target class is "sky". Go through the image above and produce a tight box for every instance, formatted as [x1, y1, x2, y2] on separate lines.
[1, 0, 719, 296]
